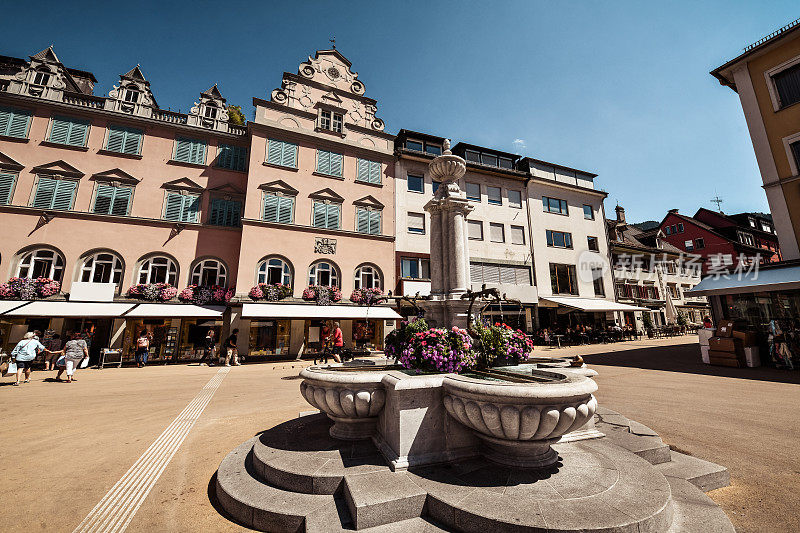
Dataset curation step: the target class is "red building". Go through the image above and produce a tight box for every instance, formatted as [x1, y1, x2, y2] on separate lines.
[658, 208, 780, 274]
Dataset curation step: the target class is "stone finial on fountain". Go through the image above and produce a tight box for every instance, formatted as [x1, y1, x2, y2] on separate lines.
[429, 138, 466, 185]
[443, 138, 451, 154]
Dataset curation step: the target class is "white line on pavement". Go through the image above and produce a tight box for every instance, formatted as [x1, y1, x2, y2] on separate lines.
[72, 367, 230, 533]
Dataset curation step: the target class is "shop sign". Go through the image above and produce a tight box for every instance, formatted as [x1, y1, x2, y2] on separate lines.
[314, 237, 337, 254]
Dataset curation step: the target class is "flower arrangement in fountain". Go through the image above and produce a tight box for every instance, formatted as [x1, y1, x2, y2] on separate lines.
[350, 287, 385, 305]
[127, 283, 178, 302]
[178, 285, 234, 305]
[384, 318, 429, 360]
[302, 285, 342, 306]
[473, 321, 534, 367]
[0, 277, 61, 300]
[249, 283, 293, 301]
[396, 325, 476, 374]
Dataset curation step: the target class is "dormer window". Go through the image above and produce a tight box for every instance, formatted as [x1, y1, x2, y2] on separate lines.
[404, 138, 441, 155]
[33, 70, 51, 86]
[123, 88, 140, 103]
[320, 109, 343, 133]
[464, 149, 513, 169]
[204, 104, 218, 119]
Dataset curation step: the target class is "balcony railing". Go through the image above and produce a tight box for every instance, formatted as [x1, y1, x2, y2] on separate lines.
[228, 123, 247, 136]
[152, 109, 188, 125]
[62, 91, 105, 109]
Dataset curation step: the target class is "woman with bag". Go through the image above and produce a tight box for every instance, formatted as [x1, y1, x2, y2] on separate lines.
[55, 332, 89, 383]
[135, 330, 151, 368]
[10, 332, 46, 386]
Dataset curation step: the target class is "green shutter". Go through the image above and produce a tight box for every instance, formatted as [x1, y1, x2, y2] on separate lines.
[0, 172, 16, 205]
[111, 186, 132, 215]
[33, 177, 57, 208]
[327, 203, 340, 229]
[67, 120, 89, 146]
[93, 183, 115, 214]
[330, 152, 343, 177]
[164, 192, 183, 221]
[0, 107, 32, 138]
[174, 138, 191, 162]
[313, 201, 327, 227]
[217, 145, 232, 169]
[106, 127, 125, 153]
[369, 161, 381, 184]
[50, 116, 89, 146]
[122, 128, 142, 155]
[263, 194, 279, 222]
[357, 207, 369, 233]
[174, 138, 205, 164]
[357, 159, 369, 182]
[317, 150, 331, 174]
[49, 118, 70, 144]
[192, 140, 206, 164]
[51, 180, 76, 210]
[282, 142, 297, 168]
[267, 140, 282, 166]
[209, 198, 223, 225]
[210, 198, 241, 226]
[182, 195, 200, 222]
[369, 210, 380, 234]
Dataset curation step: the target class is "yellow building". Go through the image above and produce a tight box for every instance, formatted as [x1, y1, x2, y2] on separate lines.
[711, 17, 800, 260]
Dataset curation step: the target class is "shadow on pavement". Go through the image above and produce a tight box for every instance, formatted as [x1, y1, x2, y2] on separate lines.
[582, 342, 800, 385]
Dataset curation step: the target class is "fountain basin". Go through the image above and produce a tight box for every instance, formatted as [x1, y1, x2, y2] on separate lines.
[442, 370, 598, 468]
[299, 366, 389, 440]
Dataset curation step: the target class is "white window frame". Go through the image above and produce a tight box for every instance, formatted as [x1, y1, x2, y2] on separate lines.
[137, 256, 178, 285]
[190, 258, 227, 287]
[80, 251, 124, 288]
[467, 220, 484, 241]
[489, 222, 505, 243]
[508, 190, 522, 209]
[257, 257, 293, 286]
[408, 212, 425, 234]
[764, 54, 800, 112]
[308, 261, 339, 287]
[16, 248, 65, 281]
[354, 265, 382, 290]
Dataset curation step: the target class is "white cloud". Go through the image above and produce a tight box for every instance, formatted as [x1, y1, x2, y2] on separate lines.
[512, 138, 527, 150]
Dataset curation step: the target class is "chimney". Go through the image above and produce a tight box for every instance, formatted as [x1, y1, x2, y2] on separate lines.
[615, 205, 626, 223]
[668, 208, 679, 214]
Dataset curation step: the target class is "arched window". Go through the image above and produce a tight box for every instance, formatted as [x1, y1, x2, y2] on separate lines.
[17, 248, 64, 281]
[137, 255, 177, 285]
[308, 261, 339, 288]
[80, 252, 124, 287]
[191, 259, 227, 287]
[354, 265, 382, 290]
[257, 257, 292, 286]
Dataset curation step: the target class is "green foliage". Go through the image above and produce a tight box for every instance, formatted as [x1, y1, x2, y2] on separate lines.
[642, 313, 654, 331]
[384, 318, 428, 360]
[676, 312, 687, 326]
[227, 105, 246, 126]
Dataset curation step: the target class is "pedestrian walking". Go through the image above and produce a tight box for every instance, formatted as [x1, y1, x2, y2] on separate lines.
[331, 321, 344, 363]
[44, 334, 63, 370]
[55, 332, 88, 383]
[9, 332, 47, 386]
[224, 329, 240, 366]
[135, 330, 151, 368]
[200, 329, 216, 366]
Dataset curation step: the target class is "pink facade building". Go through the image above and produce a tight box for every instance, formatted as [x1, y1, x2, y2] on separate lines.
[0, 47, 399, 362]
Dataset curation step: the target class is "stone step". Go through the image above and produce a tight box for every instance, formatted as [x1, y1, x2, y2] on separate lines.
[343, 470, 427, 530]
[252, 414, 391, 495]
[656, 451, 731, 492]
[599, 426, 672, 465]
[357, 517, 450, 532]
[665, 477, 735, 532]
[215, 439, 340, 532]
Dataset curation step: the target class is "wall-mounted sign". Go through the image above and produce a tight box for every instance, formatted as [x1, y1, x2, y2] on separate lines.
[314, 237, 337, 254]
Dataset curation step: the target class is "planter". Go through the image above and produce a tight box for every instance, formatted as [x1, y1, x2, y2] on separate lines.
[299, 366, 387, 440]
[442, 370, 597, 468]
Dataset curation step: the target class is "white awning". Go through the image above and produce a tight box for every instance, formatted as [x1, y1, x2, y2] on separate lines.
[540, 297, 647, 312]
[5, 301, 135, 317]
[242, 303, 402, 320]
[688, 264, 800, 296]
[123, 304, 225, 318]
[0, 301, 30, 315]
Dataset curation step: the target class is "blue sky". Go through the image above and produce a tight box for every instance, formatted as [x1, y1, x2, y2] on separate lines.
[2, 1, 797, 223]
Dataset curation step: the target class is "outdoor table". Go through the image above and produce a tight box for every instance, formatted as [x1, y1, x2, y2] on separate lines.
[553, 334, 564, 348]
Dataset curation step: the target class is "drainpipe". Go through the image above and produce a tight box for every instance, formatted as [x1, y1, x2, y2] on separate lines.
[523, 176, 538, 329]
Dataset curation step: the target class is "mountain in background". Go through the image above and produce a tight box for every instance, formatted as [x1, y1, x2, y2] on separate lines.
[631, 220, 660, 231]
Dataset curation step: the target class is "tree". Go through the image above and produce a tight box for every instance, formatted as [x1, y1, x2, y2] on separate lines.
[227, 105, 246, 126]
[676, 312, 687, 327]
[642, 313, 654, 331]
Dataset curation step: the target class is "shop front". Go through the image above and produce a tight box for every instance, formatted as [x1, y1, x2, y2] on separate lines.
[538, 297, 647, 331]
[689, 262, 800, 370]
[240, 303, 401, 359]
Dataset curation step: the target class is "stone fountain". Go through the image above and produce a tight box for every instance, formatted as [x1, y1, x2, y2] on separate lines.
[212, 141, 735, 532]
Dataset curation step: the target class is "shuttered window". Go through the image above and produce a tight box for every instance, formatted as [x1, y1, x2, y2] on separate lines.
[105, 125, 143, 155]
[467, 220, 483, 240]
[0, 107, 32, 138]
[266, 139, 298, 168]
[0, 172, 17, 205]
[173, 137, 207, 165]
[93, 183, 133, 215]
[163, 192, 200, 223]
[356, 207, 381, 235]
[357, 159, 381, 184]
[470, 262, 531, 285]
[49, 116, 90, 146]
[312, 201, 340, 229]
[408, 212, 425, 234]
[32, 177, 77, 210]
[262, 193, 294, 224]
[216, 144, 248, 171]
[774, 63, 800, 108]
[316, 149, 343, 177]
[209, 198, 242, 226]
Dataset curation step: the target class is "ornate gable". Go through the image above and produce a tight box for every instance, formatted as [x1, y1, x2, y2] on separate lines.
[353, 195, 384, 209]
[309, 187, 344, 203]
[188, 84, 231, 132]
[107, 65, 158, 117]
[32, 160, 84, 178]
[258, 180, 299, 196]
[161, 177, 204, 191]
[9, 47, 70, 100]
[208, 182, 244, 196]
[269, 49, 386, 133]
